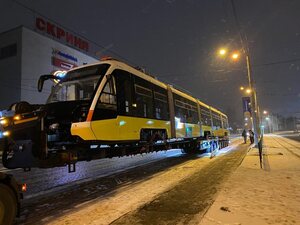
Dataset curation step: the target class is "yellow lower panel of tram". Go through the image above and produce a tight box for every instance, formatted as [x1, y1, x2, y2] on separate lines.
[202, 125, 212, 135]
[213, 128, 229, 137]
[72, 116, 171, 141]
[71, 122, 96, 140]
[175, 123, 200, 138]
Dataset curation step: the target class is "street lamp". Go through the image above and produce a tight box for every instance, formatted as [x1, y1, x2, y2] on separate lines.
[219, 48, 227, 56]
[231, 52, 239, 61]
[246, 88, 251, 94]
[218, 47, 260, 145]
[239, 86, 252, 94]
[226, 0, 261, 146]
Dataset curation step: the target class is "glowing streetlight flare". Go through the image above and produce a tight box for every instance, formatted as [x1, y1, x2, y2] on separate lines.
[218, 48, 227, 56]
[240, 86, 244, 90]
[232, 52, 239, 60]
[263, 110, 268, 115]
[246, 89, 251, 94]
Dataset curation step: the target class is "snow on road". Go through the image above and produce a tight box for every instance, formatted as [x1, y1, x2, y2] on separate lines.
[41, 153, 213, 225]
[39, 141, 242, 225]
[1, 149, 185, 197]
[198, 134, 300, 225]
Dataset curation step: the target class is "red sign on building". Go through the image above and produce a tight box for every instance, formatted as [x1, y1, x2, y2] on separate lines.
[52, 57, 77, 70]
[36, 17, 89, 52]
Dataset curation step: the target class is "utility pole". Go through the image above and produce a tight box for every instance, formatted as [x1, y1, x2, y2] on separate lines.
[245, 55, 260, 144]
[231, 0, 260, 145]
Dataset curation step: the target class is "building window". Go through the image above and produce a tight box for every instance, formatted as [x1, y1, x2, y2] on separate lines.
[0, 44, 17, 60]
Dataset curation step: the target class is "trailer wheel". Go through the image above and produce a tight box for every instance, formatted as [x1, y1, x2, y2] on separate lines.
[0, 184, 17, 225]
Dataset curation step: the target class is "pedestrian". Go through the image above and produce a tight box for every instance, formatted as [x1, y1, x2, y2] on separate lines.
[242, 129, 247, 144]
[249, 130, 254, 144]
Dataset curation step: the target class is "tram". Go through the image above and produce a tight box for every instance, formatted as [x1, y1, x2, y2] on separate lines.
[0, 58, 229, 171]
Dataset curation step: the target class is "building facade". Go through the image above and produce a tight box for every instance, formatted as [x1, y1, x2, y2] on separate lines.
[0, 26, 97, 110]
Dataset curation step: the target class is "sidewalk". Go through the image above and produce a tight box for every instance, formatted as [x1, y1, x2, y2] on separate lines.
[198, 135, 300, 225]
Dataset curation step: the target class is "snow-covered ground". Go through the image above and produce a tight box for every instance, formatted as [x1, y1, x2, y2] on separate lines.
[37, 139, 242, 225]
[198, 134, 300, 225]
[21, 135, 300, 225]
[40, 150, 214, 225]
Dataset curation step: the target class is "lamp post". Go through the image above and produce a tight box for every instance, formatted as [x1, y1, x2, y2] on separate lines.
[245, 55, 260, 145]
[218, 49, 260, 145]
[229, 0, 260, 146]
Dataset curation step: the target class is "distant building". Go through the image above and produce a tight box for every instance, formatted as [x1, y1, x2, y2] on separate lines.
[0, 26, 97, 109]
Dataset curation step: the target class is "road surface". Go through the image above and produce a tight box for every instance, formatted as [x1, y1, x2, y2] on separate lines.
[1, 138, 247, 225]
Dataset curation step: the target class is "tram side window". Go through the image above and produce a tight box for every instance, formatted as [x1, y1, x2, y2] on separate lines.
[222, 116, 229, 129]
[114, 70, 135, 116]
[134, 76, 153, 118]
[174, 95, 188, 123]
[94, 75, 117, 120]
[200, 106, 211, 126]
[186, 100, 198, 124]
[173, 94, 197, 124]
[153, 86, 169, 120]
[212, 112, 222, 129]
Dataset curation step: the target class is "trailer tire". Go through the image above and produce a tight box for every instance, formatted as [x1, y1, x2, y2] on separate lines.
[0, 183, 17, 225]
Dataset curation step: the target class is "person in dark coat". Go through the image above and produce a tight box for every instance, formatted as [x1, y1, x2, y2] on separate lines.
[242, 129, 247, 144]
[249, 130, 254, 144]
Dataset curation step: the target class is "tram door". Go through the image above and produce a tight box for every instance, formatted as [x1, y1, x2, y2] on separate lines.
[113, 69, 139, 140]
[90, 75, 119, 140]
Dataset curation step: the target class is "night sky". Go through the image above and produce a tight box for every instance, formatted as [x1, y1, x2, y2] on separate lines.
[1, 0, 300, 128]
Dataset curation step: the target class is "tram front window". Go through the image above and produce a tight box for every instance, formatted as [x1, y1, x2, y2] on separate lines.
[47, 64, 110, 103]
[48, 77, 99, 103]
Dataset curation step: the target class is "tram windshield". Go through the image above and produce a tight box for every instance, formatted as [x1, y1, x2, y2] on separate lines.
[47, 64, 110, 103]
